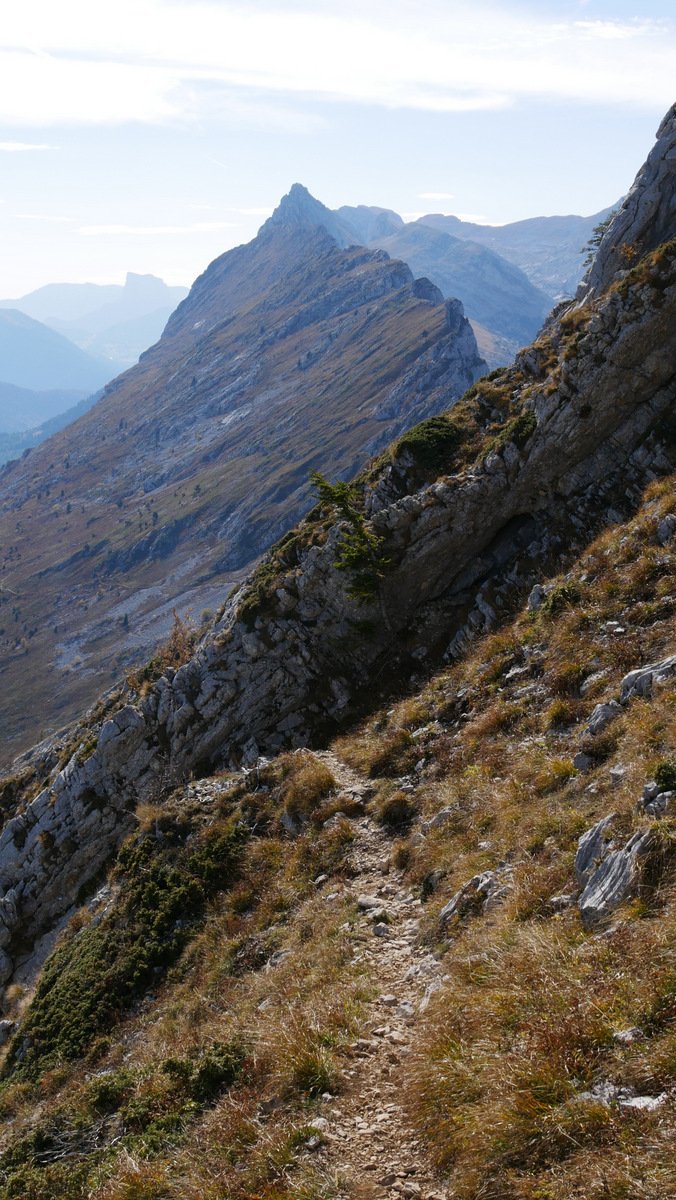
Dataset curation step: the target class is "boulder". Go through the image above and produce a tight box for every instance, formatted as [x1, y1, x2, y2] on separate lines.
[585, 701, 622, 736]
[439, 870, 508, 926]
[575, 814, 617, 885]
[619, 655, 676, 703]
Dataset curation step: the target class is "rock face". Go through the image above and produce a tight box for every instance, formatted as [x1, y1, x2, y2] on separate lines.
[579, 103, 676, 300]
[260, 183, 362, 248]
[0, 109, 674, 992]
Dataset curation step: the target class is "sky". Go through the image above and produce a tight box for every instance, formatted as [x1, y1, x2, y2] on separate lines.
[0, 0, 674, 297]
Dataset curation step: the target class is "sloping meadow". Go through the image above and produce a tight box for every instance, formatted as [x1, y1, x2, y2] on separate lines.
[0, 472, 672, 1200]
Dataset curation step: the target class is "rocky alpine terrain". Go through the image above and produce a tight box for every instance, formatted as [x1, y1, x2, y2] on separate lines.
[0, 196, 484, 762]
[0, 104, 672, 1200]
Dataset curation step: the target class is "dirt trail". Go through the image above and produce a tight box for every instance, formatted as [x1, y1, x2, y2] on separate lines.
[310, 752, 448, 1200]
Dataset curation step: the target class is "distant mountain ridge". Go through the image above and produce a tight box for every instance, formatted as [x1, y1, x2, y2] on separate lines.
[416, 205, 618, 298]
[0, 308, 114, 398]
[0, 273, 189, 368]
[363, 222, 552, 350]
[331, 198, 615, 364]
[0, 392, 101, 466]
[0, 189, 484, 760]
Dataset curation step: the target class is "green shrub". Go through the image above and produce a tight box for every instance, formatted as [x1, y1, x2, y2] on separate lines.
[542, 582, 581, 615]
[491, 409, 537, 455]
[4, 817, 246, 1081]
[654, 760, 676, 792]
[393, 415, 466, 472]
[310, 470, 389, 602]
[190, 1040, 246, 1103]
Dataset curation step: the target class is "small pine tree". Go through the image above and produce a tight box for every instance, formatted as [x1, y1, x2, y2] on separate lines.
[310, 471, 389, 603]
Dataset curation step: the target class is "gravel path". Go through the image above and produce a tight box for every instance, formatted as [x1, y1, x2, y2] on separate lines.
[309, 752, 448, 1200]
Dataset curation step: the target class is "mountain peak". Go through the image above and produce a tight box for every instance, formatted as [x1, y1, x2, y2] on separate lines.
[261, 183, 360, 248]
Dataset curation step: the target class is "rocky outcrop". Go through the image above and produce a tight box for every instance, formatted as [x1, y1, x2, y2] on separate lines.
[619, 655, 676, 703]
[575, 816, 656, 928]
[438, 867, 513, 927]
[260, 182, 362, 248]
[580, 103, 675, 300]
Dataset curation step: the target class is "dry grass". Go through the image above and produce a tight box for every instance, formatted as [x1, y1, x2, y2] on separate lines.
[0, 474, 674, 1198]
[278, 750, 337, 823]
[406, 904, 676, 1199]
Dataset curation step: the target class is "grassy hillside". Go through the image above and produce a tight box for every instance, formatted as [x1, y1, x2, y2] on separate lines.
[0, 471, 672, 1200]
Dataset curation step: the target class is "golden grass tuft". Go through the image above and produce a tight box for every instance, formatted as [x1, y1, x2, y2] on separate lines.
[279, 751, 336, 822]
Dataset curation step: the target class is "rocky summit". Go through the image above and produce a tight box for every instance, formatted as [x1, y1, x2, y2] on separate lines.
[0, 108, 673, 1200]
[0, 196, 484, 762]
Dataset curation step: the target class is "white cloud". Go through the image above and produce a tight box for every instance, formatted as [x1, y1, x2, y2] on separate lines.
[0, 140, 54, 151]
[18, 212, 73, 221]
[76, 221, 238, 236]
[0, 2, 672, 128]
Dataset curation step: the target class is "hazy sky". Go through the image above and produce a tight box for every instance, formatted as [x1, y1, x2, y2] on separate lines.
[1, 0, 674, 296]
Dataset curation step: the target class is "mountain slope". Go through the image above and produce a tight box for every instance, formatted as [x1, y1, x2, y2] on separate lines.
[0, 102, 672, 966]
[0, 203, 484, 761]
[0, 105, 673, 1200]
[368, 222, 552, 352]
[0, 310, 113, 394]
[417, 204, 618, 298]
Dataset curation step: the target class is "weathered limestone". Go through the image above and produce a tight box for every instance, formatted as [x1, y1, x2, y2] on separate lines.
[578, 827, 655, 928]
[619, 655, 676, 703]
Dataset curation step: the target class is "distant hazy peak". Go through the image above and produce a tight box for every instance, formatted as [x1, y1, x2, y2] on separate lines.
[122, 272, 179, 295]
[336, 204, 404, 243]
[261, 183, 360, 248]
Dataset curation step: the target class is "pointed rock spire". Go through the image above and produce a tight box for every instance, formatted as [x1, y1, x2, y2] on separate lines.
[261, 183, 360, 247]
